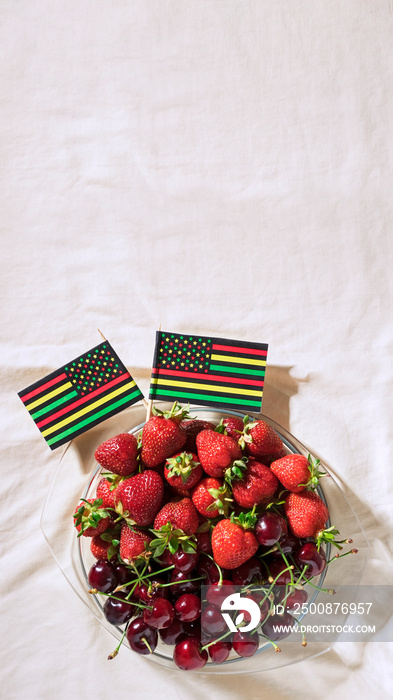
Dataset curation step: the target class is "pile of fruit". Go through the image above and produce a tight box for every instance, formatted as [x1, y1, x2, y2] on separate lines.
[73, 403, 356, 670]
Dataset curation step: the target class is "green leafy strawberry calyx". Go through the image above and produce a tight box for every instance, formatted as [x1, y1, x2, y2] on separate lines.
[230, 505, 258, 530]
[73, 498, 110, 537]
[152, 401, 192, 422]
[166, 452, 200, 484]
[206, 483, 233, 516]
[100, 472, 125, 491]
[224, 458, 248, 484]
[301, 454, 328, 490]
[148, 522, 197, 559]
[315, 525, 348, 551]
[238, 416, 258, 447]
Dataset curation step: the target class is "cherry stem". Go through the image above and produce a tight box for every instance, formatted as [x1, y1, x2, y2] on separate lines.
[205, 552, 224, 584]
[326, 548, 358, 565]
[108, 623, 129, 660]
[90, 590, 147, 609]
[158, 575, 205, 588]
[141, 637, 153, 654]
[275, 543, 295, 588]
[200, 629, 232, 651]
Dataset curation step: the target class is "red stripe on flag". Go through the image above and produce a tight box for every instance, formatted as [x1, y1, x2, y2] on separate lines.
[36, 372, 130, 428]
[152, 368, 264, 387]
[20, 373, 68, 403]
[212, 344, 267, 357]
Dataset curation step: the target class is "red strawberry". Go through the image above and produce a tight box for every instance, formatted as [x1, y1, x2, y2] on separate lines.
[90, 533, 117, 561]
[242, 420, 284, 464]
[154, 498, 199, 536]
[164, 452, 203, 491]
[119, 525, 152, 564]
[180, 419, 216, 452]
[220, 416, 244, 440]
[73, 498, 111, 537]
[141, 403, 188, 468]
[284, 491, 329, 538]
[211, 518, 258, 569]
[192, 477, 231, 518]
[96, 475, 123, 509]
[231, 460, 278, 509]
[116, 470, 164, 526]
[196, 430, 242, 478]
[94, 433, 138, 476]
[271, 453, 325, 493]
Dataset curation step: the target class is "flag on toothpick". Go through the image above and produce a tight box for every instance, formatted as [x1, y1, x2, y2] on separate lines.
[149, 331, 268, 412]
[18, 341, 144, 450]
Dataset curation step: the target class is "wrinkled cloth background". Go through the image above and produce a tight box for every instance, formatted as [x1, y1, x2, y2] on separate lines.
[1, 1, 393, 698]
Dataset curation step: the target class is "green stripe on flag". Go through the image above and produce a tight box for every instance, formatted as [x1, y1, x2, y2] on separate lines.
[31, 390, 79, 419]
[209, 365, 265, 376]
[46, 390, 141, 446]
[150, 388, 261, 407]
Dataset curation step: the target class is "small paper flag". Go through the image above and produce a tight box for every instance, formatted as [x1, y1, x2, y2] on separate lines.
[149, 331, 268, 412]
[18, 341, 144, 450]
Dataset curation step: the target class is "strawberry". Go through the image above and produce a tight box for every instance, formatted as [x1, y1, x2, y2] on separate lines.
[153, 498, 199, 536]
[270, 453, 325, 493]
[196, 430, 242, 478]
[73, 498, 111, 537]
[96, 475, 123, 509]
[116, 470, 164, 526]
[217, 416, 244, 440]
[284, 490, 329, 538]
[164, 452, 203, 490]
[191, 477, 232, 518]
[119, 525, 152, 564]
[211, 517, 258, 569]
[231, 459, 278, 509]
[241, 419, 284, 464]
[90, 532, 118, 561]
[94, 433, 138, 476]
[180, 419, 216, 452]
[141, 403, 188, 468]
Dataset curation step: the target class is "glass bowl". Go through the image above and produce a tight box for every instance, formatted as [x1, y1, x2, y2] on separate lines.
[41, 403, 368, 673]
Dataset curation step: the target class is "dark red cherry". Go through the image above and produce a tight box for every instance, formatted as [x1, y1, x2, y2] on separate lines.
[294, 542, 326, 577]
[267, 559, 294, 585]
[88, 560, 117, 593]
[103, 592, 135, 625]
[201, 604, 228, 637]
[206, 580, 236, 607]
[208, 639, 232, 663]
[231, 557, 266, 586]
[173, 637, 208, 670]
[174, 593, 201, 622]
[137, 577, 169, 603]
[159, 618, 187, 645]
[196, 556, 229, 584]
[143, 597, 175, 629]
[126, 616, 158, 654]
[262, 611, 294, 641]
[255, 512, 287, 546]
[171, 549, 199, 573]
[232, 630, 259, 657]
[169, 569, 201, 596]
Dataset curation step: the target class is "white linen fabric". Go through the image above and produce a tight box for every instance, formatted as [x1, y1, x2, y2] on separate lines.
[1, 1, 392, 698]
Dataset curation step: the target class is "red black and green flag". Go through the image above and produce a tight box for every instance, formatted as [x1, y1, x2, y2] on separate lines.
[149, 332, 268, 412]
[18, 341, 144, 450]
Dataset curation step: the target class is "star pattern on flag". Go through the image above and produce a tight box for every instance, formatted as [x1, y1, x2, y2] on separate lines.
[158, 334, 212, 372]
[65, 346, 122, 396]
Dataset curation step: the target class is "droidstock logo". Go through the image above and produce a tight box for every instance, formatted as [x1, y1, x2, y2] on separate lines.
[220, 592, 261, 633]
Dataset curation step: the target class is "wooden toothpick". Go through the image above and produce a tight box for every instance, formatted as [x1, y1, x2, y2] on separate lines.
[97, 328, 107, 341]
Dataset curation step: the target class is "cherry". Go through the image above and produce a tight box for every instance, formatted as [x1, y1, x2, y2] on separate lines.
[173, 637, 208, 670]
[88, 560, 117, 593]
[103, 592, 135, 625]
[206, 580, 236, 607]
[159, 618, 187, 645]
[232, 630, 259, 657]
[196, 556, 229, 584]
[282, 588, 308, 612]
[242, 591, 270, 623]
[174, 593, 201, 622]
[294, 542, 326, 577]
[231, 557, 266, 586]
[126, 616, 158, 654]
[266, 559, 294, 585]
[255, 512, 287, 546]
[196, 531, 212, 554]
[144, 597, 175, 629]
[201, 604, 228, 637]
[113, 563, 133, 587]
[262, 611, 294, 641]
[169, 569, 201, 596]
[137, 577, 169, 603]
[277, 533, 299, 555]
[208, 639, 232, 663]
[171, 549, 199, 573]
